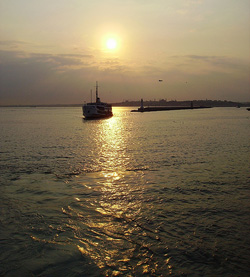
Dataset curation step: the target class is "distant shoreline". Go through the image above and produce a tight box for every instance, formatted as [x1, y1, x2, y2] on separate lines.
[0, 99, 250, 108]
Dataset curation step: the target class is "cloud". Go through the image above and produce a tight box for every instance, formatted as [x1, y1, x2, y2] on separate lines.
[169, 55, 249, 73]
[0, 40, 31, 49]
[0, 50, 94, 72]
[0, 49, 132, 104]
[97, 58, 131, 74]
[0, 49, 96, 104]
[0, 49, 249, 105]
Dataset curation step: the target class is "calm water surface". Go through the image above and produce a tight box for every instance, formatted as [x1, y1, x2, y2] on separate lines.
[0, 107, 249, 276]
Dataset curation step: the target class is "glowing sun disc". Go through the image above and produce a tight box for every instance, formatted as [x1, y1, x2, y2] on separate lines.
[106, 38, 117, 50]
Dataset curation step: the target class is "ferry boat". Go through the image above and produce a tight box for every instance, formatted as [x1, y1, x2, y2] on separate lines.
[82, 82, 113, 119]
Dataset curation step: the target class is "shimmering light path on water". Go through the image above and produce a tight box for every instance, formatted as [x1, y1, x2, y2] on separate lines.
[0, 107, 249, 276]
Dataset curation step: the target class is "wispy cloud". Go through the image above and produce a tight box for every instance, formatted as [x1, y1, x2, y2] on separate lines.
[0, 40, 32, 49]
[169, 55, 249, 73]
[0, 49, 249, 105]
[0, 49, 131, 104]
[0, 50, 94, 72]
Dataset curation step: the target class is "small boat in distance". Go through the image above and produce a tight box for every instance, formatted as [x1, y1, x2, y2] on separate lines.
[82, 82, 113, 119]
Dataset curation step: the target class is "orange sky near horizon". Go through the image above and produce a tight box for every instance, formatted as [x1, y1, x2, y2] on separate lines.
[0, 0, 249, 105]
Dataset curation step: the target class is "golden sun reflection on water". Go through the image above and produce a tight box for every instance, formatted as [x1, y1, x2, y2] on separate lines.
[72, 108, 171, 275]
[94, 108, 131, 173]
[78, 110, 148, 274]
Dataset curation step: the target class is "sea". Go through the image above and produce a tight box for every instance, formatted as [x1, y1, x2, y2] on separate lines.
[0, 106, 249, 276]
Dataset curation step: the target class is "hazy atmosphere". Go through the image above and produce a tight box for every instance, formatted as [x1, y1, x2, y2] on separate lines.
[0, 0, 249, 105]
[1, 2, 250, 275]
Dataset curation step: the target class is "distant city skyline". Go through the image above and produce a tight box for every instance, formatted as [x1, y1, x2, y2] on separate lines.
[0, 0, 250, 105]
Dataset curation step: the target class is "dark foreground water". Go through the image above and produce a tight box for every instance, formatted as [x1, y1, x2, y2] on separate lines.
[0, 107, 249, 276]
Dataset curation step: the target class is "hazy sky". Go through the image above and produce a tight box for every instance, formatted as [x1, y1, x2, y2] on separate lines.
[0, 0, 249, 105]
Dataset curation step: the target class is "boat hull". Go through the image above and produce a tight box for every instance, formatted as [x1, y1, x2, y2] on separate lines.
[82, 103, 113, 119]
[84, 113, 113, 120]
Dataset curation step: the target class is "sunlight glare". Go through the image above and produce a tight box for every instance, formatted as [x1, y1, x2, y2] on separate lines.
[106, 38, 117, 50]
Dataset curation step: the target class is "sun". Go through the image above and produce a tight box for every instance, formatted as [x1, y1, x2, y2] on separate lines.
[106, 38, 117, 50]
